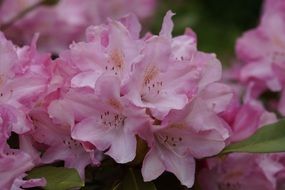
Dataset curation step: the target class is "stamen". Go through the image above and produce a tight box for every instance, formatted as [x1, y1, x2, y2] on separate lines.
[110, 49, 124, 69]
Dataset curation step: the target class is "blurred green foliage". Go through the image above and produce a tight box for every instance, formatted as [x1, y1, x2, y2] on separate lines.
[150, 0, 263, 65]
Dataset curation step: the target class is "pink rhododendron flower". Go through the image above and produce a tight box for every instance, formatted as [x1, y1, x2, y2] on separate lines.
[67, 75, 151, 164]
[141, 96, 231, 188]
[0, 0, 156, 52]
[124, 36, 191, 118]
[124, 12, 224, 119]
[1, 3, 268, 188]
[59, 18, 143, 89]
[236, 0, 285, 115]
[0, 32, 51, 134]
[0, 32, 53, 190]
[38, 11, 234, 188]
[221, 99, 276, 143]
[29, 108, 101, 178]
[0, 106, 45, 190]
[198, 153, 283, 190]
[0, 147, 46, 190]
[269, 153, 285, 189]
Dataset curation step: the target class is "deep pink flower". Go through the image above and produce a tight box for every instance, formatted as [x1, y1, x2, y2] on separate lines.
[221, 99, 276, 143]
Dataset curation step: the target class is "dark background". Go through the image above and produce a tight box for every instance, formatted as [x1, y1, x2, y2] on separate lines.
[149, 0, 263, 65]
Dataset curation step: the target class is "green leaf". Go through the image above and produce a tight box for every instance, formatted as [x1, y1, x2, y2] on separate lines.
[221, 119, 285, 154]
[114, 168, 156, 190]
[27, 166, 84, 190]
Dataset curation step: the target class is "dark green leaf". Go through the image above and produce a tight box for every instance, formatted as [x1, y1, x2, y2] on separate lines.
[114, 168, 156, 190]
[27, 166, 84, 190]
[221, 119, 285, 154]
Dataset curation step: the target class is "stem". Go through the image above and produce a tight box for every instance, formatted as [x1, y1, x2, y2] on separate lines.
[0, 0, 44, 31]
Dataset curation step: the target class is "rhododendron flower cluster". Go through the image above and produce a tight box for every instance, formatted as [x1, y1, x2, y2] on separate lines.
[196, 0, 285, 189]
[198, 153, 285, 190]
[235, 0, 285, 116]
[57, 10, 236, 187]
[0, 33, 49, 189]
[1, 0, 285, 189]
[0, 0, 156, 52]
[0, 10, 237, 189]
[197, 94, 281, 189]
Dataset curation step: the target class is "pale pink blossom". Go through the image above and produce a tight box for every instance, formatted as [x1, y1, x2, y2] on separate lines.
[0, 32, 51, 134]
[0, 147, 46, 190]
[134, 12, 234, 183]
[0, 106, 45, 190]
[0, 0, 156, 52]
[270, 153, 285, 189]
[0, 9, 240, 188]
[59, 17, 143, 89]
[124, 11, 224, 119]
[29, 108, 100, 178]
[198, 153, 283, 190]
[236, 0, 285, 115]
[46, 11, 234, 187]
[70, 75, 151, 163]
[141, 88, 232, 187]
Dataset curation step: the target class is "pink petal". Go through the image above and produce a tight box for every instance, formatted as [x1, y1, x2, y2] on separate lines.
[184, 98, 230, 140]
[184, 132, 226, 158]
[141, 147, 165, 182]
[195, 52, 222, 90]
[12, 176, 46, 189]
[199, 82, 234, 113]
[94, 75, 121, 100]
[72, 117, 112, 151]
[159, 10, 175, 39]
[41, 143, 91, 179]
[105, 130, 137, 163]
[0, 32, 17, 76]
[71, 70, 101, 88]
[0, 149, 35, 189]
[171, 28, 197, 60]
[119, 13, 142, 39]
[160, 146, 195, 188]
